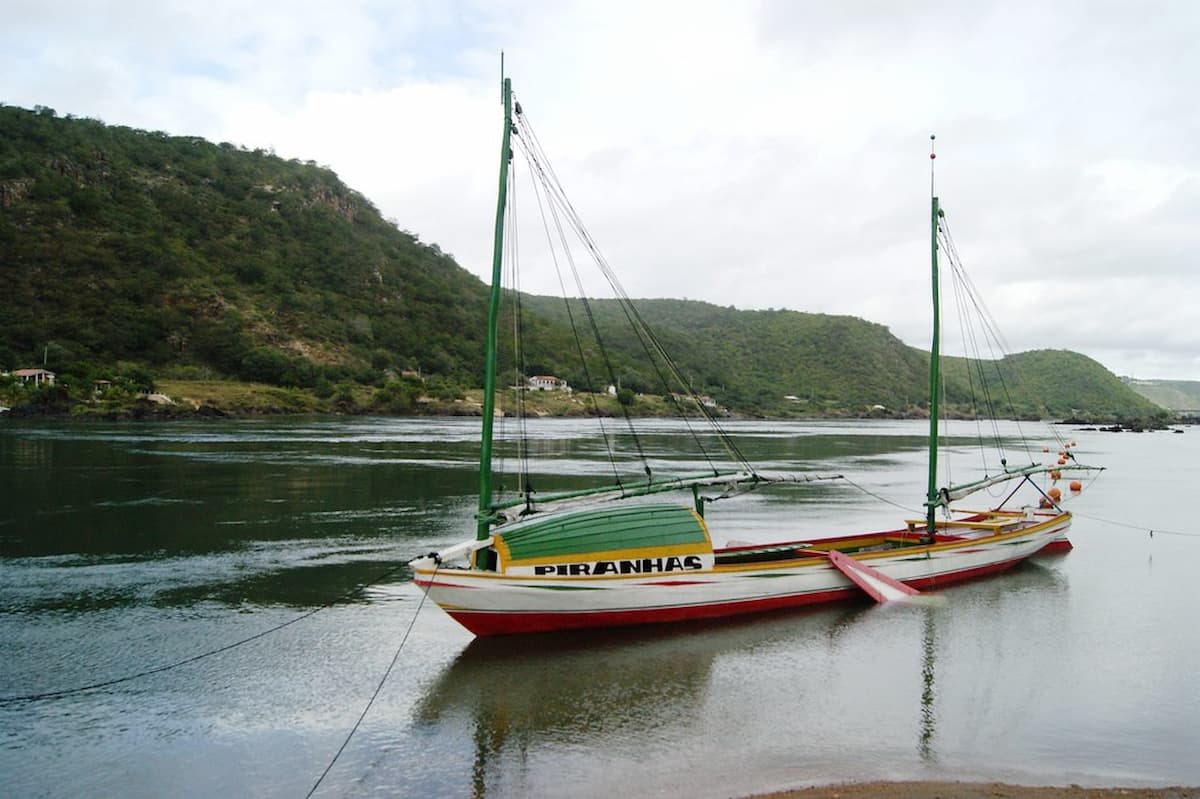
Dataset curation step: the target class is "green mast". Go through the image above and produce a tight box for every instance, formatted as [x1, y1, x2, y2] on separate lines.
[476, 75, 513, 551]
[926, 135, 941, 536]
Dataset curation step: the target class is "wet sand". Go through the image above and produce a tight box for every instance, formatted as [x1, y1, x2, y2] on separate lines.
[752, 782, 1200, 798]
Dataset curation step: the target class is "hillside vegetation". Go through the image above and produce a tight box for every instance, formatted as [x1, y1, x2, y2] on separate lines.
[517, 297, 1159, 418]
[0, 104, 1162, 420]
[1124, 379, 1200, 412]
[0, 103, 488, 390]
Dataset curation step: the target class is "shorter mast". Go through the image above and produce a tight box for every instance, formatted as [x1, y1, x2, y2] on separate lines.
[926, 135, 941, 536]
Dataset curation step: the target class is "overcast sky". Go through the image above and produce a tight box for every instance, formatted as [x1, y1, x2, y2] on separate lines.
[3, 1, 1198, 380]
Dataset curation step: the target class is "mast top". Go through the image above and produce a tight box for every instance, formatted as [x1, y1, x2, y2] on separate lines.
[929, 134, 936, 198]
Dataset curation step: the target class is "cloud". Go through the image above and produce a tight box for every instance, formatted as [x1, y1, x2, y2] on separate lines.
[3, 0, 1200, 379]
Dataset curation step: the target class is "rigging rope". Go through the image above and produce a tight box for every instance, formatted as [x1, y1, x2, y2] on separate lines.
[516, 126, 633, 485]
[0, 562, 407, 705]
[510, 99, 756, 476]
[1069, 512, 1200, 539]
[512, 113, 658, 476]
[840, 475, 925, 515]
[935, 211, 1071, 475]
[506, 162, 532, 493]
[305, 563, 438, 798]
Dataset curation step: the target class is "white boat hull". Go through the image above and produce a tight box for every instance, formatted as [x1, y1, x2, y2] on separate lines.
[413, 514, 1069, 636]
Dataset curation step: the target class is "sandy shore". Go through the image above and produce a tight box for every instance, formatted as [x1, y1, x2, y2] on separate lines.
[751, 782, 1199, 798]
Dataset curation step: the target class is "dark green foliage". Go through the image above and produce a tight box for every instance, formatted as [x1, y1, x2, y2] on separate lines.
[965, 349, 1160, 419]
[371, 380, 419, 414]
[0, 104, 488, 388]
[516, 296, 1155, 418]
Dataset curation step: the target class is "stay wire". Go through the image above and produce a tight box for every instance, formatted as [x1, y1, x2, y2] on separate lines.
[512, 116, 654, 472]
[941, 220, 1002, 443]
[514, 110, 735, 476]
[949, 264, 993, 475]
[514, 129, 627, 484]
[0, 561, 407, 705]
[306, 562, 439, 798]
[939, 217, 1046, 462]
[513, 107, 753, 473]
[942, 224, 1027, 446]
[507, 164, 532, 491]
[511, 109, 753, 475]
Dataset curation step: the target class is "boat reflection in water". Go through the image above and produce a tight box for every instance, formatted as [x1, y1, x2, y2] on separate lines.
[919, 607, 938, 763]
[409, 560, 1067, 797]
[413, 605, 866, 797]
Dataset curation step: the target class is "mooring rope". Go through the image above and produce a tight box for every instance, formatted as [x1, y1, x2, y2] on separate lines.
[0, 561, 407, 705]
[1069, 511, 1200, 539]
[306, 562, 439, 798]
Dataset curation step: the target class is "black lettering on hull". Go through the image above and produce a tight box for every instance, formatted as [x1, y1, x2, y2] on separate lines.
[529, 555, 707, 577]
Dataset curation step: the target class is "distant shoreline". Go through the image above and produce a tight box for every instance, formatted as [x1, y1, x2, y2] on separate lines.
[1, 400, 1189, 431]
[1, 379, 1189, 428]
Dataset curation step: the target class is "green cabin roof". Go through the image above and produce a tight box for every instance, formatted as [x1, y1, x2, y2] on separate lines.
[494, 504, 712, 566]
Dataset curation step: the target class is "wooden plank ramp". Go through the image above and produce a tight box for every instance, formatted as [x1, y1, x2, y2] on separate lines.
[826, 550, 922, 604]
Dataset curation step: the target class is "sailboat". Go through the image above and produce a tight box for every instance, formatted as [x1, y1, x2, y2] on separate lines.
[410, 77, 1099, 637]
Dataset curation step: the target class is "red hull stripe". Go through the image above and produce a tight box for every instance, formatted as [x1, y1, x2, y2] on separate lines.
[415, 579, 478, 591]
[1037, 539, 1074, 554]
[445, 556, 1027, 636]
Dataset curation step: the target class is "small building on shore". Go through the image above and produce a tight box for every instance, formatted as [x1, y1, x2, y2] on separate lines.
[13, 368, 56, 387]
[529, 375, 570, 392]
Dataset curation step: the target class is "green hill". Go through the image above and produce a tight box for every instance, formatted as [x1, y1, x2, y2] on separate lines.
[1123, 378, 1200, 411]
[517, 297, 1159, 418]
[0, 104, 1161, 420]
[0, 104, 488, 389]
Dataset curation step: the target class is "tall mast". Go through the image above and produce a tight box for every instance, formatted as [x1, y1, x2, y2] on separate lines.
[926, 135, 941, 535]
[477, 75, 513, 548]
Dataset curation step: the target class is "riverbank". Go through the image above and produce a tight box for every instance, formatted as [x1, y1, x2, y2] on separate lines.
[1, 379, 1185, 427]
[753, 782, 1199, 798]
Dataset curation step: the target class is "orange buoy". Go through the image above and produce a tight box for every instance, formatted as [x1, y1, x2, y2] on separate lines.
[1039, 498, 1053, 508]
[1069, 480, 1082, 492]
[1057, 457, 1067, 465]
[1049, 470, 1062, 481]
[1048, 487, 1062, 502]
[1042, 447, 1050, 453]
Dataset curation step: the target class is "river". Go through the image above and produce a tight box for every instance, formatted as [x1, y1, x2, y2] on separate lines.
[1, 417, 1197, 797]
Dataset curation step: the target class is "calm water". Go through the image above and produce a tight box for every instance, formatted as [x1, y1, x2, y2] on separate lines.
[1, 417, 1197, 797]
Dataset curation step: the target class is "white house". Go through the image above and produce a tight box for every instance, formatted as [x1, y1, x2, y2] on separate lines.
[529, 375, 570, 392]
[13, 368, 56, 386]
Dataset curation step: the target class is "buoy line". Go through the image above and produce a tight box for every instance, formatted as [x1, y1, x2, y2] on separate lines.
[0, 561, 408, 705]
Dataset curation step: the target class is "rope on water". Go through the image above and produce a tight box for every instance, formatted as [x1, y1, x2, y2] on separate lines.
[0, 562, 408, 705]
[306, 562, 439, 798]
